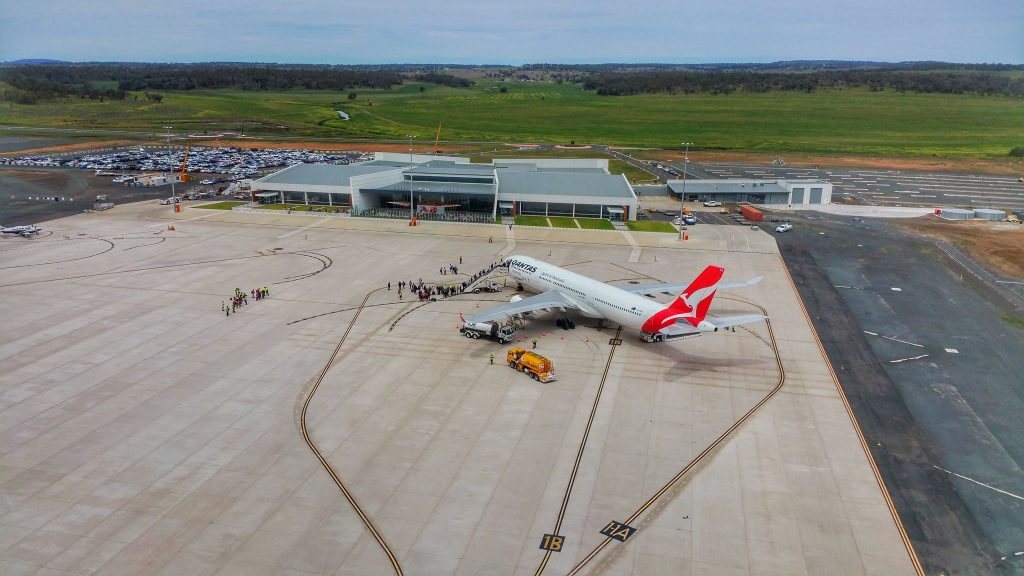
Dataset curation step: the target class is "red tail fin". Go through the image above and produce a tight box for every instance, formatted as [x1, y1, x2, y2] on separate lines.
[669, 265, 724, 326]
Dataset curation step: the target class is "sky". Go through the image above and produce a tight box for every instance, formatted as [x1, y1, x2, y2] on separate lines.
[0, 0, 1021, 65]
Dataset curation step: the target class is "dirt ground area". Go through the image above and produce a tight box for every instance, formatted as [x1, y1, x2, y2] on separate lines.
[180, 139, 492, 155]
[0, 139, 137, 157]
[897, 218, 1024, 279]
[0, 137, 498, 157]
[626, 148, 1024, 177]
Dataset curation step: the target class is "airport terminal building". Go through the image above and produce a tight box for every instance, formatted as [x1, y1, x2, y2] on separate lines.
[251, 153, 639, 220]
[668, 178, 833, 206]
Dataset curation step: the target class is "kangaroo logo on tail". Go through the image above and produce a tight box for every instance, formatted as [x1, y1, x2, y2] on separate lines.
[642, 266, 724, 332]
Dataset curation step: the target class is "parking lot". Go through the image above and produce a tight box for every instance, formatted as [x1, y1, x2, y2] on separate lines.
[1, 145, 372, 181]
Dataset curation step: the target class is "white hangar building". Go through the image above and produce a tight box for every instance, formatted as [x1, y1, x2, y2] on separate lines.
[668, 178, 833, 206]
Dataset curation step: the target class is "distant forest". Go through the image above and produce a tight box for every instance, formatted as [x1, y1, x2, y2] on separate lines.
[0, 64, 415, 104]
[580, 69, 1024, 96]
[0, 61, 1020, 104]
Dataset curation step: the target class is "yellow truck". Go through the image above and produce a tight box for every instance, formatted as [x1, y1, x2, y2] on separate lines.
[506, 347, 556, 382]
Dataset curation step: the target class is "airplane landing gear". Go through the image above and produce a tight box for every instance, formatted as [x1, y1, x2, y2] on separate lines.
[556, 317, 576, 330]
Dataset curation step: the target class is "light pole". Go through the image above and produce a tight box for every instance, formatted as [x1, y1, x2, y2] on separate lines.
[407, 135, 415, 220]
[164, 125, 176, 199]
[679, 142, 692, 239]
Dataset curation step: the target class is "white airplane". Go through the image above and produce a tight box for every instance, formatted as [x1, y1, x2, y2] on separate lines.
[1, 225, 42, 238]
[463, 255, 765, 343]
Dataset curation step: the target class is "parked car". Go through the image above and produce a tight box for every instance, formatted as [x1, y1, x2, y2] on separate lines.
[159, 196, 182, 205]
[776, 223, 793, 233]
[703, 200, 721, 207]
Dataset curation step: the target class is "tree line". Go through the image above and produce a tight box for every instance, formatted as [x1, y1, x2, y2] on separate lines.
[0, 63, 474, 103]
[0, 75, 128, 104]
[580, 69, 1024, 97]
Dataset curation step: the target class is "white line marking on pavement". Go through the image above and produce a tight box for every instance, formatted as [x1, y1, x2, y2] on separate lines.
[500, 225, 516, 258]
[889, 354, 929, 363]
[880, 334, 925, 347]
[621, 230, 641, 263]
[933, 465, 1024, 502]
[864, 331, 925, 348]
[277, 218, 327, 239]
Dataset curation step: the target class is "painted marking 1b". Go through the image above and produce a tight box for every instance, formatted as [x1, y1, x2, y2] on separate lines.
[600, 520, 637, 542]
[539, 533, 564, 552]
[609, 338, 623, 346]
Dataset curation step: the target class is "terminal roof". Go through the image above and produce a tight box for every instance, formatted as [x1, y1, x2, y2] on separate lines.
[256, 163, 400, 186]
[499, 171, 635, 199]
[668, 179, 789, 194]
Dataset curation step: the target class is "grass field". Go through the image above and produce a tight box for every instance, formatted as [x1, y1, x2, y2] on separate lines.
[608, 160, 657, 183]
[548, 216, 579, 228]
[1, 80, 1020, 157]
[576, 218, 616, 230]
[627, 220, 679, 233]
[511, 215, 616, 229]
[193, 201, 245, 210]
[256, 203, 349, 212]
[514, 215, 550, 227]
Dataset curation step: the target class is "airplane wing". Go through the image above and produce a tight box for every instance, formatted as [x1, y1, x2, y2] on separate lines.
[657, 314, 766, 337]
[620, 276, 762, 297]
[703, 314, 767, 330]
[463, 290, 581, 323]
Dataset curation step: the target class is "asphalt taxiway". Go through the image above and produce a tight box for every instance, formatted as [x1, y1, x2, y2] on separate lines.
[0, 202, 917, 575]
[776, 212, 1024, 575]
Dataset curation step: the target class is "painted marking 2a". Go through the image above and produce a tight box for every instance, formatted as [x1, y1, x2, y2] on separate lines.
[539, 533, 565, 552]
[600, 520, 637, 542]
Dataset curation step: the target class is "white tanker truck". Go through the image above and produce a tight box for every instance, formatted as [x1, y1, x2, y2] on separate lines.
[459, 320, 515, 344]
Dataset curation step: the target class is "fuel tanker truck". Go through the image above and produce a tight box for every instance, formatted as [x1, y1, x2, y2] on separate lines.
[459, 320, 515, 344]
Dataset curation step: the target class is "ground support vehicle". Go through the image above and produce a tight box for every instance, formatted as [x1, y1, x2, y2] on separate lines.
[473, 281, 503, 294]
[460, 321, 515, 343]
[506, 347, 556, 382]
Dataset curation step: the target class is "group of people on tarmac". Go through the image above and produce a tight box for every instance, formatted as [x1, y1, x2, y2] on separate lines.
[222, 286, 270, 316]
[387, 260, 507, 301]
[439, 262, 460, 275]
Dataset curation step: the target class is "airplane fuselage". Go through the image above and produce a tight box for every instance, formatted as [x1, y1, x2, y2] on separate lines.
[507, 256, 669, 333]
[1, 226, 41, 237]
